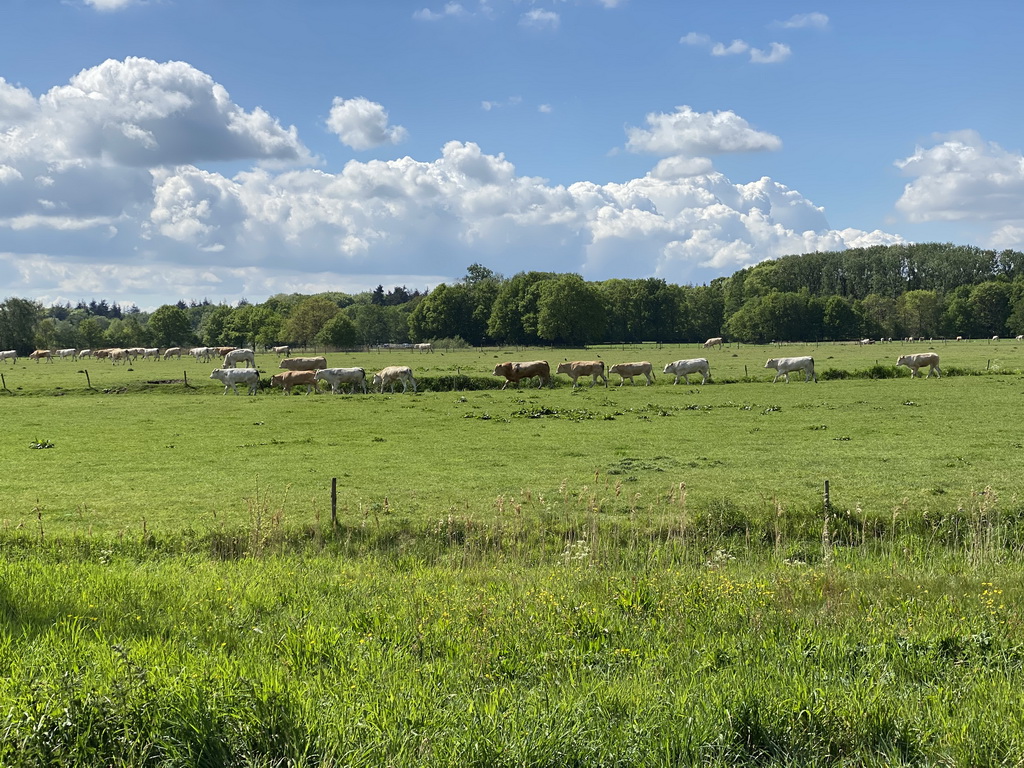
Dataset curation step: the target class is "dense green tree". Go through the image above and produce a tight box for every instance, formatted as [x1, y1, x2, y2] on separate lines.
[855, 294, 897, 339]
[77, 316, 108, 349]
[316, 313, 358, 348]
[0, 298, 42, 354]
[224, 304, 284, 349]
[536, 274, 605, 346]
[968, 281, 1012, 337]
[34, 318, 59, 350]
[148, 305, 194, 347]
[686, 284, 725, 342]
[285, 297, 339, 347]
[896, 290, 942, 338]
[408, 283, 476, 343]
[198, 305, 233, 346]
[822, 296, 860, 340]
[487, 272, 555, 345]
[103, 316, 146, 347]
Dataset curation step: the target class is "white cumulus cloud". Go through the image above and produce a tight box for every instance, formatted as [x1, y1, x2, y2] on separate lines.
[895, 130, 1024, 222]
[0, 59, 905, 308]
[327, 97, 408, 151]
[626, 106, 782, 156]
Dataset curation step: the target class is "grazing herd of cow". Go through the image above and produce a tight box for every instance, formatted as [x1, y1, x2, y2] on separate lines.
[0, 338, 946, 395]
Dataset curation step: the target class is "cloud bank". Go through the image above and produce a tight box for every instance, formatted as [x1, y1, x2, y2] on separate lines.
[0, 58, 904, 308]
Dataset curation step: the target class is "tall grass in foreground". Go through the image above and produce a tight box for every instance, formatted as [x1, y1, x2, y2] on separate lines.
[2, 501, 1024, 766]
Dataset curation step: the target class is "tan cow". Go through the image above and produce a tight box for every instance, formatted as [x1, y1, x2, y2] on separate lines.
[703, 337, 724, 349]
[556, 360, 608, 388]
[109, 348, 132, 365]
[270, 370, 318, 394]
[609, 361, 654, 386]
[372, 366, 417, 394]
[29, 350, 53, 363]
[279, 356, 327, 371]
[213, 346, 236, 357]
[222, 348, 256, 368]
[492, 360, 550, 390]
[896, 352, 941, 379]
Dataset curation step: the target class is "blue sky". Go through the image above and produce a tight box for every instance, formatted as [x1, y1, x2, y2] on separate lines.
[1, 0, 1022, 309]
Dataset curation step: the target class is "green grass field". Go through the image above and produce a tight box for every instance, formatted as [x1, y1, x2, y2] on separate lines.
[1, 340, 1021, 536]
[2, 340, 1024, 766]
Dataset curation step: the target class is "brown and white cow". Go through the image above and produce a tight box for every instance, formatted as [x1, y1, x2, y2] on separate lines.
[279, 356, 327, 371]
[556, 360, 608, 388]
[492, 360, 550, 390]
[609, 361, 655, 386]
[29, 350, 53, 363]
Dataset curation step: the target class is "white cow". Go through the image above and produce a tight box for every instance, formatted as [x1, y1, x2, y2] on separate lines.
[372, 365, 417, 393]
[609, 361, 655, 386]
[163, 347, 182, 360]
[223, 348, 256, 368]
[141, 348, 160, 361]
[190, 347, 213, 362]
[77, 349, 93, 360]
[271, 345, 290, 356]
[0, 350, 16, 364]
[703, 337, 724, 349]
[210, 368, 260, 395]
[56, 348, 77, 360]
[314, 367, 367, 394]
[414, 343, 433, 353]
[663, 358, 710, 385]
[29, 350, 53, 363]
[765, 356, 817, 383]
[896, 352, 941, 379]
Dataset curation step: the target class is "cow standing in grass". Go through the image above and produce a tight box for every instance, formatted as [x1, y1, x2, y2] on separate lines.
[765, 357, 817, 383]
[373, 366, 417, 394]
[210, 368, 260, 395]
[556, 361, 608, 388]
[609, 361, 655, 386]
[897, 353, 941, 379]
[663, 358, 710, 385]
[492, 361, 550, 390]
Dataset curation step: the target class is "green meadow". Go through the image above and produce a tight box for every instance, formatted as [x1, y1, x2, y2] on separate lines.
[2, 339, 1024, 765]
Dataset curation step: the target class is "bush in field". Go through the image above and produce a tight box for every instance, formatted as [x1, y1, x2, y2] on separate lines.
[820, 368, 849, 380]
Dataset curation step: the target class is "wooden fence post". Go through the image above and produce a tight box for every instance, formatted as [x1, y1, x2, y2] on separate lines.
[822, 479, 832, 564]
[331, 477, 338, 529]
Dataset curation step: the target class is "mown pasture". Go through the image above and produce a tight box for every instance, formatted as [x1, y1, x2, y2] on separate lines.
[2, 339, 1024, 765]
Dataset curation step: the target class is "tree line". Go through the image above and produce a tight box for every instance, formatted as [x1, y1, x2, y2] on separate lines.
[2, 243, 1024, 354]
